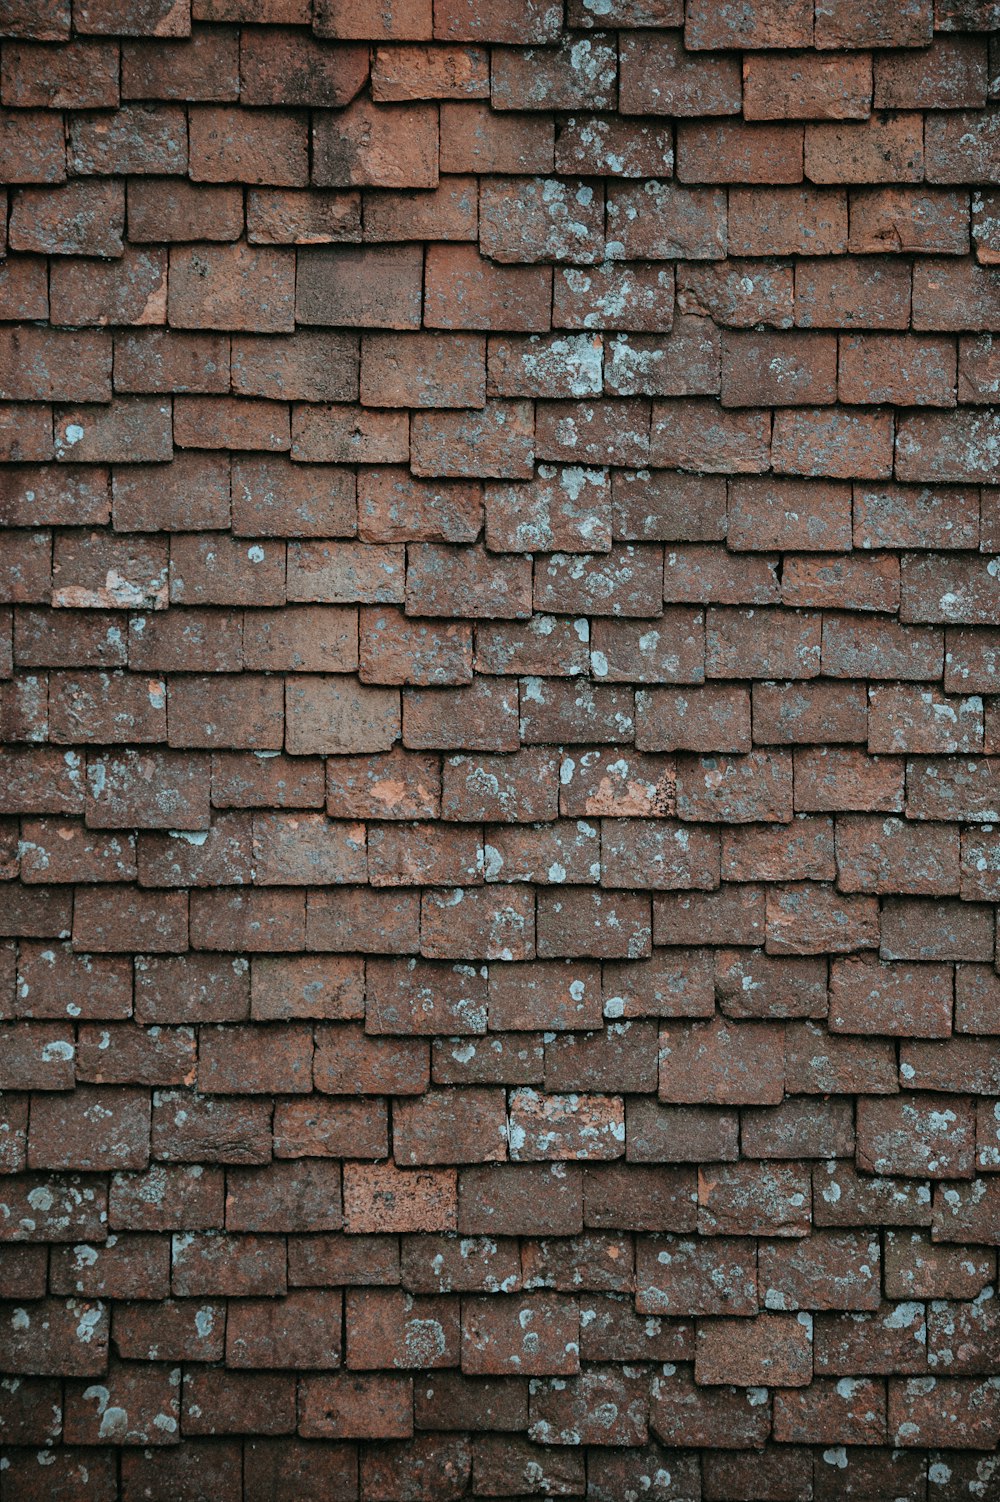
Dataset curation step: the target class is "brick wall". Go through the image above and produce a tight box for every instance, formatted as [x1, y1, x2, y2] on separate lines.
[2, 0, 1000, 1496]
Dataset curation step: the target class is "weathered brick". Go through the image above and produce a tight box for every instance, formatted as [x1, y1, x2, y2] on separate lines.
[314, 96, 437, 189]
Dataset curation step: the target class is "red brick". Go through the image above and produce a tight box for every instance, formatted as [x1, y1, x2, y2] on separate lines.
[743, 52, 870, 120]
[122, 28, 238, 100]
[246, 186, 359, 244]
[697, 1313, 813, 1386]
[839, 333, 957, 408]
[436, 0, 563, 42]
[315, 1025, 427, 1094]
[849, 185, 971, 255]
[492, 33, 616, 111]
[927, 109, 1000, 185]
[30, 1083, 150, 1171]
[607, 180, 727, 261]
[115, 332, 230, 398]
[343, 1162, 456, 1233]
[241, 28, 367, 107]
[314, 96, 437, 190]
[169, 243, 294, 333]
[806, 113, 924, 183]
[424, 243, 551, 332]
[68, 103, 186, 175]
[659, 1017, 784, 1105]
[1, 38, 116, 106]
[858, 1093, 975, 1178]
[128, 178, 244, 242]
[686, 0, 811, 46]
[315, 0, 431, 38]
[299, 1372, 413, 1439]
[555, 113, 675, 178]
[619, 30, 739, 116]
[307, 888, 420, 953]
[189, 105, 306, 186]
[372, 44, 488, 102]
[9, 180, 123, 258]
[679, 120, 803, 184]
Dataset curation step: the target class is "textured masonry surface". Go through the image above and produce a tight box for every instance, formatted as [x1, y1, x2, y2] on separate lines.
[2, 0, 1000, 1497]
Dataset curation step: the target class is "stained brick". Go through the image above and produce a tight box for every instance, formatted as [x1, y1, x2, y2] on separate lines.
[0, 1, 997, 1478]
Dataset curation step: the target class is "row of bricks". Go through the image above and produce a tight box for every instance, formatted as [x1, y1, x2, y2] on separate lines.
[0, 1436, 995, 1502]
[1, 22, 996, 111]
[4, 1022, 1000, 1135]
[5, 242, 1000, 332]
[2, 1225, 998, 1320]
[2, 1154, 994, 1242]
[4, 611, 1000, 689]
[5, 742, 1000, 825]
[7, 797, 1000, 890]
[4, 88, 1000, 188]
[4, 935, 1000, 1032]
[4, 178, 998, 264]
[6, 671, 1000, 757]
[2, 997, 999, 1083]
[4, 323, 1000, 412]
[5, 468, 999, 552]
[4, 398, 1000, 486]
[10, 528, 1000, 616]
[3, 1070, 1000, 1170]
[1, 1344, 1000, 1453]
[0, 27, 997, 117]
[4, 992, 1000, 1112]
[0, 0, 978, 48]
[12, 536, 1000, 621]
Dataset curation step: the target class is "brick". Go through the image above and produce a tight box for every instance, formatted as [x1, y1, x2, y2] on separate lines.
[69, 104, 186, 175]
[299, 1372, 413, 1439]
[555, 262, 675, 333]
[246, 186, 359, 244]
[678, 120, 803, 184]
[128, 178, 244, 242]
[492, 34, 616, 111]
[169, 243, 294, 333]
[849, 185, 971, 255]
[314, 1024, 425, 1095]
[687, 0, 811, 45]
[659, 1017, 784, 1105]
[343, 1162, 456, 1233]
[858, 1094, 976, 1178]
[313, 0, 428, 35]
[439, 101, 553, 175]
[0, 1297, 109, 1377]
[677, 258, 794, 329]
[308, 888, 419, 953]
[722, 328, 837, 406]
[556, 113, 674, 178]
[715, 950, 826, 1024]
[462, 1292, 579, 1375]
[122, 28, 238, 99]
[189, 105, 307, 186]
[607, 180, 728, 263]
[371, 43, 487, 102]
[314, 96, 437, 189]
[30, 1084, 150, 1171]
[411, 399, 534, 480]
[696, 1314, 813, 1386]
[1, 38, 117, 106]
[815, 0, 932, 45]
[744, 52, 871, 120]
[9, 180, 124, 258]
[620, 30, 740, 116]
[927, 109, 1000, 185]
[424, 243, 551, 332]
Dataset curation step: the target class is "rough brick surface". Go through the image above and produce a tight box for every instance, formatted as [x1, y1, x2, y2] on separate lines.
[0, 1, 998, 1492]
